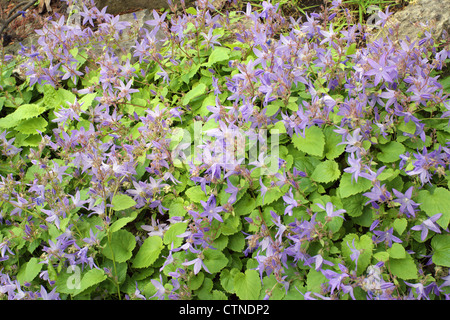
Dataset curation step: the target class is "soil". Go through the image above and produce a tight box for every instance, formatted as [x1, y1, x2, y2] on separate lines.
[1, 0, 68, 47]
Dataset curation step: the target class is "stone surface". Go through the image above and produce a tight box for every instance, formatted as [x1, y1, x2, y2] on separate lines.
[369, 0, 450, 43]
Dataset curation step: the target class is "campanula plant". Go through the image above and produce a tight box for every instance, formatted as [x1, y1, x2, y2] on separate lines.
[0, 0, 449, 300]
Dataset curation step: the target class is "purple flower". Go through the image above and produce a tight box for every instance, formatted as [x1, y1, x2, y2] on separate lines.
[150, 275, 166, 300]
[378, 88, 400, 110]
[365, 54, 396, 85]
[375, 7, 393, 27]
[49, 160, 69, 183]
[406, 148, 435, 185]
[320, 23, 336, 45]
[145, 9, 168, 33]
[259, 177, 268, 204]
[392, 187, 420, 218]
[80, 4, 96, 27]
[61, 63, 83, 85]
[304, 254, 334, 271]
[200, 194, 223, 223]
[439, 271, 450, 289]
[38, 286, 60, 300]
[346, 239, 360, 271]
[141, 216, 168, 238]
[132, 282, 146, 300]
[372, 227, 402, 247]
[200, 28, 221, 49]
[282, 188, 298, 216]
[338, 128, 363, 156]
[359, 165, 386, 183]
[116, 79, 139, 101]
[182, 254, 210, 275]
[321, 264, 349, 296]
[225, 178, 239, 204]
[0, 240, 14, 261]
[316, 202, 346, 220]
[363, 181, 391, 209]
[344, 152, 363, 183]
[405, 282, 429, 300]
[270, 211, 287, 242]
[83, 228, 100, 246]
[411, 213, 442, 241]
[0, 130, 22, 156]
[41, 208, 61, 229]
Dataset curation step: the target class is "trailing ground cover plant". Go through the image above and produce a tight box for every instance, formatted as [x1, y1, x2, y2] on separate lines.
[0, 0, 449, 300]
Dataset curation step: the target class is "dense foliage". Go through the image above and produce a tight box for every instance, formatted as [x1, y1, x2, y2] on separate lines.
[0, 0, 449, 300]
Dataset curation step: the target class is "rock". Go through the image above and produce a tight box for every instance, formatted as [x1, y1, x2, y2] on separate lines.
[368, 0, 450, 43]
[93, 0, 196, 15]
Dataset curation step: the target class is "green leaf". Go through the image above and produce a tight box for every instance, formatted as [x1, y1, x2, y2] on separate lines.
[55, 266, 81, 295]
[393, 218, 407, 236]
[221, 214, 241, 235]
[441, 75, 450, 93]
[197, 277, 214, 300]
[188, 272, 205, 291]
[388, 254, 418, 280]
[0, 104, 46, 128]
[103, 229, 136, 263]
[74, 268, 107, 296]
[323, 126, 345, 159]
[15, 117, 48, 134]
[22, 134, 42, 147]
[180, 63, 200, 84]
[377, 141, 406, 163]
[338, 172, 372, 198]
[417, 187, 450, 229]
[388, 243, 406, 259]
[310, 160, 340, 183]
[183, 83, 207, 105]
[270, 120, 287, 135]
[378, 168, 399, 181]
[262, 275, 286, 300]
[211, 290, 228, 300]
[234, 194, 256, 216]
[168, 199, 187, 217]
[341, 193, 365, 217]
[79, 93, 97, 111]
[185, 185, 209, 203]
[234, 270, 261, 300]
[256, 186, 283, 206]
[17, 258, 43, 285]
[163, 222, 188, 248]
[220, 268, 240, 294]
[373, 251, 389, 262]
[346, 42, 357, 55]
[203, 249, 228, 274]
[306, 269, 327, 293]
[265, 101, 281, 117]
[431, 235, 450, 267]
[291, 126, 325, 157]
[199, 93, 216, 116]
[132, 236, 163, 268]
[341, 233, 373, 275]
[397, 120, 416, 135]
[111, 194, 137, 211]
[56, 88, 76, 105]
[228, 232, 245, 252]
[206, 47, 230, 66]
[110, 211, 138, 233]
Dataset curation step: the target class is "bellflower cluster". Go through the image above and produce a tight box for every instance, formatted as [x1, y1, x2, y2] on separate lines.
[0, 0, 449, 301]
